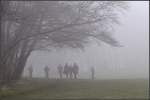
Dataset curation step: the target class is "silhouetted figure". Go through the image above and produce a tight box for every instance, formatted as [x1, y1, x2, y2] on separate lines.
[90, 67, 95, 80]
[57, 64, 63, 79]
[68, 66, 73, 79]
[28, 65, 33, 78]
[72, 63, 79, 79]
[44, 66, 50, 79]
[63, 63, 69, 79]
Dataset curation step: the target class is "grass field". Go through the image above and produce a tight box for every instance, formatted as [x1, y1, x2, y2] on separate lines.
[0, 78, 149, 100]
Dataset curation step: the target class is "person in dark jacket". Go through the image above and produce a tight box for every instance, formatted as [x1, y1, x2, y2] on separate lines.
[57, 64, 63, 79]
[28, 65, 33, 78]
[63, 63, 69, 79]
[72, 63, 79, 79]
[44, 66, 50, 79]
[90, 67, 95, 80]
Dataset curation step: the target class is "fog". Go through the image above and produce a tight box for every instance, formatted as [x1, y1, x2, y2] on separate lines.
[24, 1, 149, 79]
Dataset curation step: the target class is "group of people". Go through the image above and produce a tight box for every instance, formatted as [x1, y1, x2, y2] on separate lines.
[57, 63, 79, 79]
[28, 62, 79, 79]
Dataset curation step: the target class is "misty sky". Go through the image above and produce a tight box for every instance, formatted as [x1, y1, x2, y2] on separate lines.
[24, 1, 149, 79]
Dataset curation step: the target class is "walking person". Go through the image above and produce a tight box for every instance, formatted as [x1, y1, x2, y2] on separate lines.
[68, 65, 73, 79]
[72, 63, 79, 79]
[44, 66, 50, 79]
[63, 63, 69, 79]
[28, 65, 33, 78]
[57, 64, 63, 79]
[90, 67, 95, 80]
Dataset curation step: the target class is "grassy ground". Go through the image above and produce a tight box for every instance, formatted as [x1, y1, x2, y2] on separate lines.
[0, 78, 149, 100]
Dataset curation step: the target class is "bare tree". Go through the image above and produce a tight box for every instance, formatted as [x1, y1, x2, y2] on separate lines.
[0, 1, 128, 87]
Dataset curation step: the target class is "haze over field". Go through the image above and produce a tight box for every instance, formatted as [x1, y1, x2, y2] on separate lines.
[23, 1, 149, 79]
[0, 1, 149, 100]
